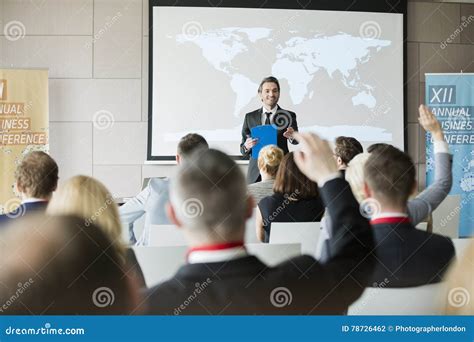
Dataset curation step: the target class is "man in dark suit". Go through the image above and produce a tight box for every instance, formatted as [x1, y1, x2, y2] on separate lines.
[144, 133, 374, 315]
[0, 151, 58, 226]
[363, 145, 455, 287]
[240, 76, 298, 184]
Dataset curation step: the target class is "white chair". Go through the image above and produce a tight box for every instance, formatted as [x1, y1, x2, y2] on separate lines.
[348, 282, 447, 315]
[133, 243, 301, 288]
[415, 222, 427, 231]
[432, 195, 461, 238]
[269, 222, 321, 255]
[148, 225, 186, 246]
[452, 238, 473, 258]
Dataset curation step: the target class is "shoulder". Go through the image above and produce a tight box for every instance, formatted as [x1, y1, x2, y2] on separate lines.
[245, 108, 261, 117]
[259, 193, 283, 209]
[271, 255, 320, 275]
[277, 107, 296, 116]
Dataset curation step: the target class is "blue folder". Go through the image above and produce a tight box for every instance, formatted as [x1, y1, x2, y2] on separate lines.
[250, 125, 277, 159]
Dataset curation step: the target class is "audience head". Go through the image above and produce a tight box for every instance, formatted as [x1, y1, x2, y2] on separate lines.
[364, 146, 416, 209]
[367, 143, 391, 154]
[334, 136, 363, 169]
[0, 215, 139, 314]
[168, 149, 250, 245]
[257, 145, 284, 179]
[47, 175, 126, 260]
[345, 153, 371, 203]
[273, 152, 320, 200]
[176, 133, 209, 164]
[15, 151, 58, 200]
[445, 241, 474, 315]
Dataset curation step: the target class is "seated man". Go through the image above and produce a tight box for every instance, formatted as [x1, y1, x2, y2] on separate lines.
[0, 151, 58, 225]
[364, 145, 455, 287]
[120, 133, 208, 245]
[0, 215, 140, 314]
[145, 133, 374, 315]
[334, 136, 363, 178]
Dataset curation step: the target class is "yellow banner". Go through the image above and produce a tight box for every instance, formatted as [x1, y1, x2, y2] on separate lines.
[0, 69, 49, 214]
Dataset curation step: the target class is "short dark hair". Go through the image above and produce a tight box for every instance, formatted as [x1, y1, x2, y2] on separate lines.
[177, 133, 209, 159]
[171, 149, 248, 240]
[367, 143, 391, 154]
[364, 146, 416, 207]
[0, 215, 137, 314]
[258, 76, 280, 93]
[15, 151, 58, 198]
[273, 152, 320, 199]
[334, 136, 363, 165]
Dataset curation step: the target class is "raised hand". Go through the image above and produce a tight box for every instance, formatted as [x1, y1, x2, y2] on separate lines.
[418, 104, 444, 141]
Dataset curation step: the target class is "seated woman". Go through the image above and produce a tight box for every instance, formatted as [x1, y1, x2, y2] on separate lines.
[47, 175, 146, 288]
[316, 105, 453, 261]
[248, 145, 284, 206]
[256, 152, 325, 243]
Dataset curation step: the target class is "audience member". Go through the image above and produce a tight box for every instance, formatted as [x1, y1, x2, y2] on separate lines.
[364, 144, 454, 287]
[0, 215, 140, 314]
[144, 136, 374, 314]
[444, 241, 473, 315]
[317, 105, 454, 263]
[247, 145, 284, 206]
[334, 136, 363, 178]
[47, 176, 146, 288]
[0, 151, 58, 225]
[120, 133, 209, 245]
[256, 152, 324, 242]
[367, 142, 391, 154]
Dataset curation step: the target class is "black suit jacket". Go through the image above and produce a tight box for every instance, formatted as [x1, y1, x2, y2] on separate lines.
[240, 106, 298, 184]
[144, 178, 374, 315]
[369, 222, 455, 287]
[0, 201, 48, 227]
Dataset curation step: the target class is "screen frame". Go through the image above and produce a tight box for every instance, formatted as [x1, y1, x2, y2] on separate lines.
[148, 0, 407, 161]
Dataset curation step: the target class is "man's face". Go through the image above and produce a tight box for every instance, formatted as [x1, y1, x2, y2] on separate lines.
[259, 82, 280, 109]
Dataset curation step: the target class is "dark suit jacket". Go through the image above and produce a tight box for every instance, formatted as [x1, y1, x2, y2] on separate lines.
[240, 106, 298, 184]
[0, 201, 48, 226]
[144, 178, 374, 315]
[369, 222, 455, 287]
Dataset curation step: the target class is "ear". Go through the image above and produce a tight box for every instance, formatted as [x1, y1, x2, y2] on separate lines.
[166, 202, 182, 228]
[363, 181, 372, 199]
[336, 156, 343, 167]
[175, 154, 181, 165]
[16, 181, 25, 195]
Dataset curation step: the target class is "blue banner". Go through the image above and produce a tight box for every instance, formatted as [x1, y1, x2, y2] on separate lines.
[425, 74, 474, 237]
[0, 316, 472, 341]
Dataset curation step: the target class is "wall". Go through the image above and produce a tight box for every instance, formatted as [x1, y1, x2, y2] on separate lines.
[0, 0, 473, 196]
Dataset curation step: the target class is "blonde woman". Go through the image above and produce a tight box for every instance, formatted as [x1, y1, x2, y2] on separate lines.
[248, 145, 284, 206]
[47, 175, 146, 287]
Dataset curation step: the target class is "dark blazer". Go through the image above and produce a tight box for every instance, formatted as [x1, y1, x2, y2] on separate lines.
[0, 201, 48, 227]
[240, 106, 298, 184]
[144, 178, 374, 315]
[369, 221, 455, 287]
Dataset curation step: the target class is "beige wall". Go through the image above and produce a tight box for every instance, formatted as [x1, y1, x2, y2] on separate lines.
[0, 0, 473, 196]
